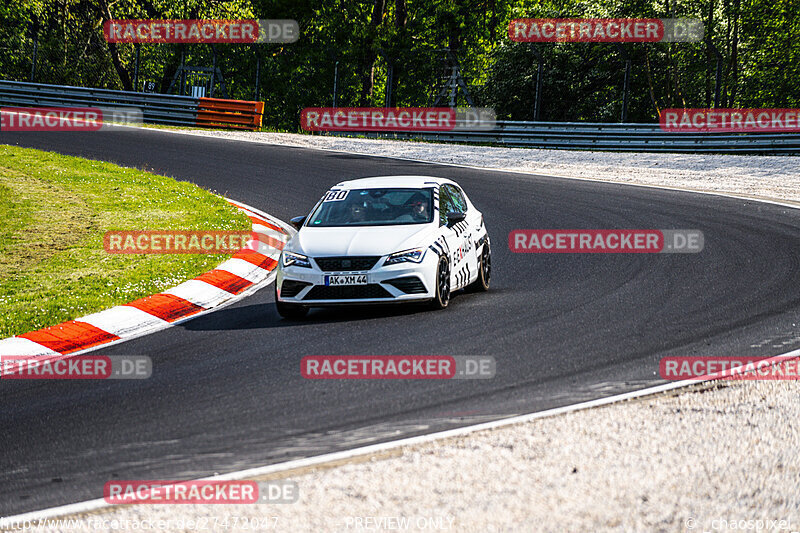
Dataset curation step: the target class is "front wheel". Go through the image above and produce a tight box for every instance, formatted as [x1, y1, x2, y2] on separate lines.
[429, 256, 451, 309]
[275, 284, 309, 319]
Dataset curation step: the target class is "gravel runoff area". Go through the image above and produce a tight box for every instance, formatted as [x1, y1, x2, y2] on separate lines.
[176, 130, 800, 205]
[14, 132, 800, 532]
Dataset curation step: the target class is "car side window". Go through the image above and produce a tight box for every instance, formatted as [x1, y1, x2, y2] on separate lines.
[439, 186, 454, 226]
[449, 186, 468, 213]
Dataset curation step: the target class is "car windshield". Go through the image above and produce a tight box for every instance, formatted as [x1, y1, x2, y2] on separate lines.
[306, 187, 434, 227]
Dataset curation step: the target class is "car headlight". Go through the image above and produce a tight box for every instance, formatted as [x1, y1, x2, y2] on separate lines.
[281, 251, 311, 268]
[385, 247, 426, 265]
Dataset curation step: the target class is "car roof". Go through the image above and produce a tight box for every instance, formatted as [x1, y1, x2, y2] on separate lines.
[333, 175, 457, 190]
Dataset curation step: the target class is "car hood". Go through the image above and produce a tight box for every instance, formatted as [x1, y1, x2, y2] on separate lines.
[289, 224, 435, 257]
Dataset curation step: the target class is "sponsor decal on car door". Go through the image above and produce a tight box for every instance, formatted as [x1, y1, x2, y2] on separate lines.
[439, 185, 477, 289]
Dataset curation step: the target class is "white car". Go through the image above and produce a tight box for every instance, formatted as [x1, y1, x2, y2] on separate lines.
[274, 175, 491, 318]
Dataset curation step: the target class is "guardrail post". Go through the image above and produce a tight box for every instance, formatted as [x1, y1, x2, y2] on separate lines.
[614, 43, 631, 123]
[333, 61, 339, 108]
[133, 45, 140, 92]
[530, 45, 544, 121]
[622, 59, 631, 122]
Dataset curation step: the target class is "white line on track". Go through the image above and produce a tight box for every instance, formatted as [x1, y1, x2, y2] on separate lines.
[5, 348, 800, 524]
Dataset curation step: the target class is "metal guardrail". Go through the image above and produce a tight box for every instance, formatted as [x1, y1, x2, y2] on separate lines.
[2, 79, 795, 152]
[0, 80, 263, 130]
[331, 120, 800, 154]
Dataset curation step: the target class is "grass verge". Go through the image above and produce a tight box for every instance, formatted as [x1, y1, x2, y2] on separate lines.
[0, 145, 250, 338]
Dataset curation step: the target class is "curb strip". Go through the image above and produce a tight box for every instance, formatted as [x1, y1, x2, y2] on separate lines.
[0, 199, 293, 357]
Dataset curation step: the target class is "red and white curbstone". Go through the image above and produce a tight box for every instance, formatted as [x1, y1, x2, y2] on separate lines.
[0, 199, 293, 357]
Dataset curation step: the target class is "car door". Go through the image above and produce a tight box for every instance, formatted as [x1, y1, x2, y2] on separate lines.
[438, 184, 478, 290]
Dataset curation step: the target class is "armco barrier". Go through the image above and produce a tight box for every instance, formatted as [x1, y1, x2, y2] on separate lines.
[0, 80, 263, 131]
[330, 120, 800, 154]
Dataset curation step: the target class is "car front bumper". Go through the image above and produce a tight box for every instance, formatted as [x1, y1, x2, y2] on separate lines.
[276, 254, 438, 306]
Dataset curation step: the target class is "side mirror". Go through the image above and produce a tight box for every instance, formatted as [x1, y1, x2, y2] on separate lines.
[446, 211, 466, 228]
[290, 216, 306, 230]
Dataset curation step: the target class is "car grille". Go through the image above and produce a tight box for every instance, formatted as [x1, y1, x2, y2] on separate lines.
[314, 256, 381, 272]
[304, 284, 393, 300]
[280, 280, 312, 298]
[384, 277, 428, 294]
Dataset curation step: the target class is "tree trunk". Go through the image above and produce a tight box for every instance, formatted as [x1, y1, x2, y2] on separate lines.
[728, 0, 740, 106]
[97, 0, 133, 91]
[359, 0, 386, 106]
[489, 0, 497, 43]
[645, 50, 660, 117]
[705, 0, 716, 106]
[722, 0, 731, 106]
[388, 0, 407, 106]
[665, 0, 672, 106]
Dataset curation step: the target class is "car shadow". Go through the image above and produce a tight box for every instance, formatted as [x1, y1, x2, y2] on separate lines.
[180, 301, 435, 331]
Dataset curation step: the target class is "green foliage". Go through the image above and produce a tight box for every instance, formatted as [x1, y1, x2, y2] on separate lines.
[0, 145, 250, 338]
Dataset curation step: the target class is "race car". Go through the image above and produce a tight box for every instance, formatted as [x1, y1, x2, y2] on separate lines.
[274, 175, 491, 318]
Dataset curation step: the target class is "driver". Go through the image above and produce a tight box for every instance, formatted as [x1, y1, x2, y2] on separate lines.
[394, 193, 430, 222]
[407, 193, 429, 221]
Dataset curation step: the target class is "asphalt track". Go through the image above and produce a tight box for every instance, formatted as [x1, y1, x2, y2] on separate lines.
[3, 129, 800, 515]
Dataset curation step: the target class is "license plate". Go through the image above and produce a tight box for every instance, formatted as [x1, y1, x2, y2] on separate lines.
[325, 274, 368, 286]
